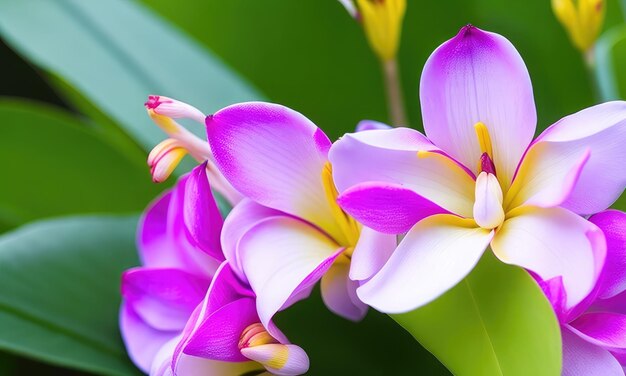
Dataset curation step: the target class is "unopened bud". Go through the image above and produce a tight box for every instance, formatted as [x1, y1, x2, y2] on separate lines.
[552, 0, 605, 53]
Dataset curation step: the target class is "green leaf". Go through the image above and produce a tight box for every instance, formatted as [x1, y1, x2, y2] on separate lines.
[0, 99, 162, 228]
[392, 252, 562, 376]
[0, 0, 264, 151]
[0, 215, 141, 376]
[595, 24, 626, 101]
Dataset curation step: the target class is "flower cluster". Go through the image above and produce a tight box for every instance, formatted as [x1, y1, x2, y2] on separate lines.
[121, 25, 626, 375]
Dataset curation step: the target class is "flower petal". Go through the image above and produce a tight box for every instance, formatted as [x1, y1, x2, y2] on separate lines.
[152, 336, 260, 376]
[137, 190, 174, 268]
[473, 172, 505, 229]
[561, 326, 624, 376]
[119, 304, 177, 373]
[420, 25, 536, 189]
[536, 101, 626, 215]
[504, 141, 590, 210]
[206, 102, 344, 241]
[320, 258, 368, 321]
[329, 128, 475, 217]
[357, 215, 493, 313]
[221, 199, 284, 281]
[355, 120, 392, 132]
[241, 344, 310, 376]
[121, 268, 209, 331]
[590, 210, 626, 299]
[570, 313, 626, 351]
[349, 226, 397, 282]
[492, 207, 605, 309]
[337, 182, 450, 234]
[237, 216, 344, 326]
[183, 162, 224, 262]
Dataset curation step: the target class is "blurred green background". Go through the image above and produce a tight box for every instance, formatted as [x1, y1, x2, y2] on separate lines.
[0, 0, 624, 374]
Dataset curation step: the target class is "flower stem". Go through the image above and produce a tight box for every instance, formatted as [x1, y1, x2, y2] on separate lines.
[382, 58, 408, 127]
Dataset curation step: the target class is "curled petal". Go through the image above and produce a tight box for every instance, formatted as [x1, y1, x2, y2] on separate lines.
[420, 25, 536, 190]
[492, 207, 605, 309]
[349, 226, 397, 282]
[473, 172, 505, 229]
[561, 326, 624, 376]
[241, 344, 310, 376]
[536, 101, 626, 215]
[337, 182, 450, 234]
[590, 210, 626, 299]
[119, 304, 177, 373]
[145, 95, 205, 124]
[237, 216, 343, 327]
[329, 128, 475, 217]
[570, 313, 626, 352]
[358, 215, 493, 313]
[221, 199, 284, 281]
[121, 268, 209, 331]
[320, 258, 368, 321]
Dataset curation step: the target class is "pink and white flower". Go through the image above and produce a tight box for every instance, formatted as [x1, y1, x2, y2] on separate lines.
[329, 25, 626, 313]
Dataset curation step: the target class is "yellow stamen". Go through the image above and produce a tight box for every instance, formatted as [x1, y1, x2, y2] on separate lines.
[474, 122, 494, 159]
[356, 0, 406, 62]
[147, 109, 180, 135]
[321, 162, 361, 248]
[239, 323, 278, 349]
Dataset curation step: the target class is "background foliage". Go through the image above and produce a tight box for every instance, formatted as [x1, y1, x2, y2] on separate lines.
[0, 0, 624, 374]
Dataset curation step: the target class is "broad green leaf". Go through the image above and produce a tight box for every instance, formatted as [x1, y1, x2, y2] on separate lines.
[0, 0, 263, 151]
[595, 24, 626, 101]
[0, 99, 162, 228]
[275, 289, 450, 375]
[0, 215, 141, 376]
[393, 252, 562, 376]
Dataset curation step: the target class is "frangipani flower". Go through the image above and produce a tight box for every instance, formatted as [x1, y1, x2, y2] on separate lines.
[205, 103, 396, 328]
[542, 210, 626, 375]
[330, 25, 626, 313]
[120, 164, 307, 375]
[145, 95, 241, 205]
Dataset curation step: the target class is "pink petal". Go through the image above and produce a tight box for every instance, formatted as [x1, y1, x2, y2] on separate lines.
[355, 120, 392, 132]
[237, 216, 344, 326]
[349, 226, 397, 282]
[221, 199, 284, 281]
[536, 101, 626, 215]
[119, 304, 177, 373]
[420, 25, 536, 190]
[357, 215, 493, 313]
[320, 259, 368, 321]
[570, 313, 626, 351]
[152, 337, 260, 376]
[206, 102, 345, 242]
[336, 182, 450, 234]
[590, 210, 626, 299]
[561, 326, 624, 376]
[329, 127, 475, 217]
[137, 190, 175, 268]
[492, 207, 605, 309]
[505, 142, 590, 210]
[121, 268, 209, 331]
[183, 162, 224, 262]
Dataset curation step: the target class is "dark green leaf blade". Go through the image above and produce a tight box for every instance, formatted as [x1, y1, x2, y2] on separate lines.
[0, 215, 141, 375]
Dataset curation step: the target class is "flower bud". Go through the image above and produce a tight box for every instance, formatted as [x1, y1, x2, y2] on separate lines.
[356, 0, 406, 61]
[552, 0, 605, 53]
[148, 138, 187, 183]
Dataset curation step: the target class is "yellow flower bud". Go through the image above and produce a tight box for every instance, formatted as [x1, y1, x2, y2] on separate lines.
[552, 0, 605, 53]
[356, 0, 407, 61]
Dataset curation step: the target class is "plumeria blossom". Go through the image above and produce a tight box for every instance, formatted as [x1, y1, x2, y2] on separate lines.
[205, 103, 396, 329]
[145, 95, 241, 205]
[329, 25, 626, 313]
[120, 164, 308, 375]
[541, 210, 626, 375]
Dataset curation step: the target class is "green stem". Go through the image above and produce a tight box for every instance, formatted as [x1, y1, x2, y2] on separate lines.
[583, 47, 602, 102]
[382, 58, 408, 127]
